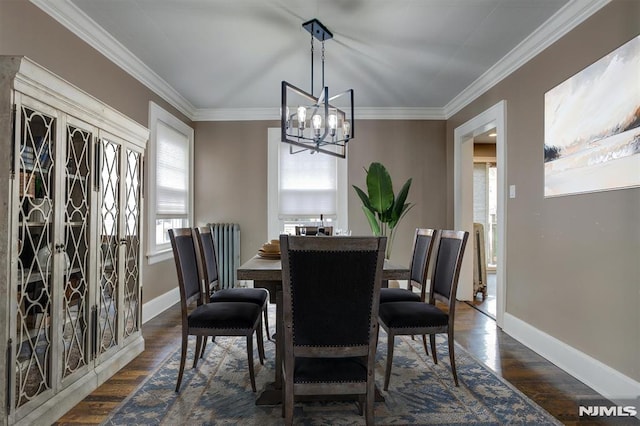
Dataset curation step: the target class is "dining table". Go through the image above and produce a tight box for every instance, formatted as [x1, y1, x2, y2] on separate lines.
[237, 254, 410, 405]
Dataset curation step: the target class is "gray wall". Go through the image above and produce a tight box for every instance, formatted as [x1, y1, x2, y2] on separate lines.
[193, 120, 447, 266]
[446, 0, 640, 380]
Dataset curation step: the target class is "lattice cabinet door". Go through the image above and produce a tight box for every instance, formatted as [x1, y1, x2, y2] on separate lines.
[57, 115, 94, 388]
[12, 94, 59, 414]
[95, 133, 143, 363]
[122, 146, 143, 343]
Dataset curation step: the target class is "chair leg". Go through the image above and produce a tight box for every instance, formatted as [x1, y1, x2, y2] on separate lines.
[284, 373, 294, 425]
[193, 336, 203, 369]
[429, 334, 438, 364]
[263, 303, 272, 342]
[200, 336, 208, 359]
[421, 334, 429, 356]
[175, 333, 188, 393]
[448, 330, 459, 386]
[246, 334, 257, 392]
[357, 396, 364, 416]
[257, 321, 265, 365]
[365, 390, 375, 425]
[384, 332, 395, 391]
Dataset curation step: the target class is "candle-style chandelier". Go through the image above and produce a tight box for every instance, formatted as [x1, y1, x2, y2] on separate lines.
[281, 19, 354, 158]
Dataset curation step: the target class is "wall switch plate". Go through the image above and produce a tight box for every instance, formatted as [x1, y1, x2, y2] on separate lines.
[509, 185, 516, 198]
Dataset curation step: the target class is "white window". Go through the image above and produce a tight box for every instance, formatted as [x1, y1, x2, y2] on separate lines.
[147, 102, 194, 264]
[267, 128, 347, 238]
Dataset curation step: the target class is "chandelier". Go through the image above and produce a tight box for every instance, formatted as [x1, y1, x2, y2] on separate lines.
[281, 19, 354, 158]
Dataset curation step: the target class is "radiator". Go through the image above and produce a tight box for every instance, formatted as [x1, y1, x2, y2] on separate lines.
[208, 223, 241, 289]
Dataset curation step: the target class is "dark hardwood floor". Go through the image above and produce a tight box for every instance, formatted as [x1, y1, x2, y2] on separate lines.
[55, 301, 628, 425]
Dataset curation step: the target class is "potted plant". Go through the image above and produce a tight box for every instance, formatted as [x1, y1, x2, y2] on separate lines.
[353, 162, 414, 259]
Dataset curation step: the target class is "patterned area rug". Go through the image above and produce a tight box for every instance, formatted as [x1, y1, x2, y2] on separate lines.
[103, 327, 561, 425]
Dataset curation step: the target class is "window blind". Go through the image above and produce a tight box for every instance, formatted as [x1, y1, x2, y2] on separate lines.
[279, 142, 337, 216]
[156, 121, 189, 216]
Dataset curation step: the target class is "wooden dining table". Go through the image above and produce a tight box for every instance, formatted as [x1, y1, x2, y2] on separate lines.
[237, 254, 410, 405]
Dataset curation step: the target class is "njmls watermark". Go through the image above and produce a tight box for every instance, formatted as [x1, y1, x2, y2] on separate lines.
[578, 397, 640, 422]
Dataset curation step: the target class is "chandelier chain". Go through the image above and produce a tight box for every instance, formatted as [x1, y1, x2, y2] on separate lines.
[321, 40, 326, 90]
[310, 34, 315, 95]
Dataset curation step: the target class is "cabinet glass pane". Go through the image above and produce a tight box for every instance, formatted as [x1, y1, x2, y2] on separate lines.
[16, 107, 55, 407]
[98, 139, 120, 353]
[123, 150, 141, 337]
[62, 125, 91, 379]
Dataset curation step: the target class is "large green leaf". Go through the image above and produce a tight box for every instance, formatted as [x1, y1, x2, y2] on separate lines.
[352, 185, 374, 212]
[392, 178, 412, 221]
[389, 203, 414, 229]
[365, 162, 394, 214]
[362, 206, 381, 236]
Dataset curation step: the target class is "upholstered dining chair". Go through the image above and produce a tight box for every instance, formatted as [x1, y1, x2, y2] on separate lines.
[379, 228, 438, 304]
[169, 228, 265, 393]
[280, 235, 386, 425]
[193, 226, 271, 341]
[378, 230, 469, 389]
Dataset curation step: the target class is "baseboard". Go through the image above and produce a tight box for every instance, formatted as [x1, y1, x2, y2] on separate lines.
[503, 313, 640, 405]
[142, 287, 179, 324]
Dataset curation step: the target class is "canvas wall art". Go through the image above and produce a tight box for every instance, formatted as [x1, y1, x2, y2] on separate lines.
[544, 34, 640, 197]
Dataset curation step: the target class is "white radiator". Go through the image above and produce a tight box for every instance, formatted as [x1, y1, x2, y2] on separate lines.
[208, 223, 241, 289]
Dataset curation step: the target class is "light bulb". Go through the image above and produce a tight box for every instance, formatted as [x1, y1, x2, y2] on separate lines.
[297, 106, 306, 130]
[312, 114, 322, 137]
[328, 113, 337, 137]
[281, 106, 290, 129]
[343, 120, 351, 139]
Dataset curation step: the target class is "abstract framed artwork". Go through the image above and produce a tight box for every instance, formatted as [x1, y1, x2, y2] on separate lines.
[544, 35, 640, 197]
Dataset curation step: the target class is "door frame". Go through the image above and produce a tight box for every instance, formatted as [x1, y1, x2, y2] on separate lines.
[454, 100, 506, 328]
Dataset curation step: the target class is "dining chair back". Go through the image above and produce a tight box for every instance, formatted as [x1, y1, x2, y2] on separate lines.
[280, 235, 386, 425]
[379, 228, 438, 304]
[194, 226, 271, 340]
[378, 229, 468, 389]
[169, 228, 264, 393]
[194, 226, 219, 296]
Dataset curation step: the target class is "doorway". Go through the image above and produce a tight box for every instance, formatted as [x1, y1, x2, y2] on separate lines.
[454, 101, 506, 328]
[472, 130, 497, 318]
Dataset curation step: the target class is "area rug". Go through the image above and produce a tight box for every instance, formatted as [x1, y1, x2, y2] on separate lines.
[103, 328, 561, 425]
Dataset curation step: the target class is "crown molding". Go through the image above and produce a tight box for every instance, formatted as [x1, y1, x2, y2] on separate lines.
[30, 0, 197, 120]
[193, 108, 278, 121]
[443, 0, 611, 119]
[356, 107, 445, 120]
[193, 107, 446, 121]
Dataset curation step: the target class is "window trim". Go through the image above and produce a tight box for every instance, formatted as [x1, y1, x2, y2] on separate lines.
[267, 128, 348, 239]
[147, 101, 194, 264]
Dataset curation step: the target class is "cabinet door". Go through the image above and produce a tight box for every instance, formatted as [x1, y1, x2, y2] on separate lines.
[13, 96, 58, 411]
[122, 147, 143, 342]
[58, 116, 94, 387]
[96, 136, 121, 359]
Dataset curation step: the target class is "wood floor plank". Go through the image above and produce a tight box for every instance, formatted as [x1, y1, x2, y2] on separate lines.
[54, 301, 622, 425]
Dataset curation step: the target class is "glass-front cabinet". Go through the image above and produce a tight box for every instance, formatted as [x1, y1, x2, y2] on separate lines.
[0, 56, 148, 426]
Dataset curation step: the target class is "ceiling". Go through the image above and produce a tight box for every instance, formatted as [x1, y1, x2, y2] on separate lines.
[33, 0, 605, 120]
